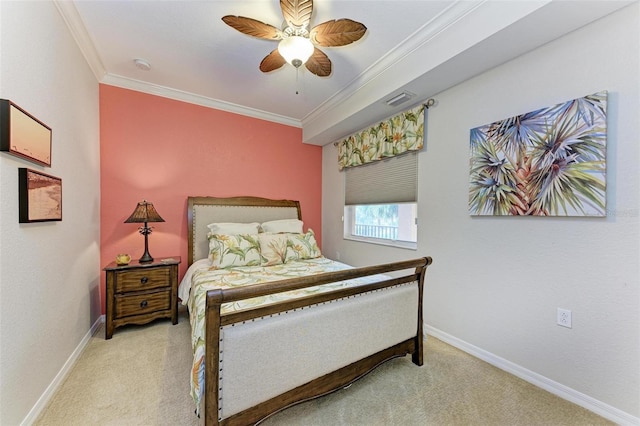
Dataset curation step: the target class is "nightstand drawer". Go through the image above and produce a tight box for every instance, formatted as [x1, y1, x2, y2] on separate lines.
[115, 267, 169, 293]
[115, 290, 171, 319]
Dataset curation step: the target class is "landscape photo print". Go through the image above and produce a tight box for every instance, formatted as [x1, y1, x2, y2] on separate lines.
[18, 168, 62, 223]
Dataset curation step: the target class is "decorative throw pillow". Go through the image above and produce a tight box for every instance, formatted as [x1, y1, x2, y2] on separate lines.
[285, 229, 322, 262]
[208, 234, 261, 268]
[207, 222, 260, 235]
[258, 233, 289, 266]
[260, 219, 303, 234]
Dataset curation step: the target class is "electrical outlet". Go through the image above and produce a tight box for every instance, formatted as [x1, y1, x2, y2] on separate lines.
[557, 308, 572, 328]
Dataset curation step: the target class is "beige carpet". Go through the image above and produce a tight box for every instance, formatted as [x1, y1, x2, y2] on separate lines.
[35, 309, 611, 426]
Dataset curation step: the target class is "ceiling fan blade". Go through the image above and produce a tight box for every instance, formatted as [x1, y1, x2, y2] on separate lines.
[222, 15, 283, 40]
[280, 0, 313, 28]
[309, 19, 367, 47]
[260, 49, 287, 73]
[305, 48, 331, 77]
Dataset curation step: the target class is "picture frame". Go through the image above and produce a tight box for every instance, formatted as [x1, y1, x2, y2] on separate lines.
[0, 99, 52, 167]
[469, 91, 607, 217]
[18, 168, 62, 223]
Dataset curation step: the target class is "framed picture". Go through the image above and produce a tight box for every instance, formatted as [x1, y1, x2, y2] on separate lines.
[469, 91, 607, 216]
[0, 99, 52, 167]
[18, 168, 62, 223]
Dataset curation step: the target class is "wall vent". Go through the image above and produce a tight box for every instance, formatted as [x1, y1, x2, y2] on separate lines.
[385, 91, 415, 107]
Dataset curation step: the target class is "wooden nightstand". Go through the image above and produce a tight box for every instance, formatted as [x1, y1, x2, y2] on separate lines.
[104, 256, 181, 339]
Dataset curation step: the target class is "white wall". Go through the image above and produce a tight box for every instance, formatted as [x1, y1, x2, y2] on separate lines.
[0, 2, 101, 425]
[323, 3, 639, 423]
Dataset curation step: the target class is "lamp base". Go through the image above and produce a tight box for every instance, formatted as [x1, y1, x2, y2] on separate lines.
[138, 251, 154, 263]
[138, 223, 154, 263]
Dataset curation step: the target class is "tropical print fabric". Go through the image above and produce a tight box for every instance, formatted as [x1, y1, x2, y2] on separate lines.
[209, 229, 322, 269]
[469, 91, 607, 216]
[208, 234, 262, 268]
[258, 233, 289, 266]
[185, 257, 386, 412]
[338, 105, 425, 170]
[285, 229, 321, 261]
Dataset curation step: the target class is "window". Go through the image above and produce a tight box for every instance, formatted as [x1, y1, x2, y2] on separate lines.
[344, 203, 417, 249]
[343, 153, 418, 249]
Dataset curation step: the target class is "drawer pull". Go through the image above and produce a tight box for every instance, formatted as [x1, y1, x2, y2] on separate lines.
[140, 276, 149, 284]
[140, 300, 148, 308]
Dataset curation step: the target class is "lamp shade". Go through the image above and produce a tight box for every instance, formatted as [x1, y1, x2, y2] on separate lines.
[278, 36, 314, 67]
[124, 200, 164, 223]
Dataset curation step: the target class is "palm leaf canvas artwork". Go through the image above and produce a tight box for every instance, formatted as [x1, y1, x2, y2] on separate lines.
[469, 91, 607, 216]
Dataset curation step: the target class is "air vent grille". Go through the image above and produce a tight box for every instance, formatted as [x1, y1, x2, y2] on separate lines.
[385, 91, 415, 107]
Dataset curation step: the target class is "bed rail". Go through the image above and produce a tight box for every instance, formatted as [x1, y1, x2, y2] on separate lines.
[203, 256, 432, 426]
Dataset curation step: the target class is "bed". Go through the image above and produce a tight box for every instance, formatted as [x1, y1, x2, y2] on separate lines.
[179, 196, 432, 425]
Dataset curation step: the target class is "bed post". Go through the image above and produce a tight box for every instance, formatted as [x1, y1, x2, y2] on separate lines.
[412, 256, 432, 366]
[204, 290, 223, 426]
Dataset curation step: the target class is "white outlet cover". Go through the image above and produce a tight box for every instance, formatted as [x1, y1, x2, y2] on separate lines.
[557, 308, 572, 328]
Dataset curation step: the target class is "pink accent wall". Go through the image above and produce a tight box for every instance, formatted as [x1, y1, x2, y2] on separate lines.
[100, 85, 322, 313]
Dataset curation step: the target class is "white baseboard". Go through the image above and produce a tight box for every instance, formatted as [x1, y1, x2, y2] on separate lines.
[425, 325, 639, 426]
[21, 315, 105, 426]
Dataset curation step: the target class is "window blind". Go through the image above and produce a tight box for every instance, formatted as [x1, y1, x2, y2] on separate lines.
[345, 152, 418, 205]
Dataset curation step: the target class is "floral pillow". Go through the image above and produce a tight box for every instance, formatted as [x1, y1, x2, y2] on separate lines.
[285, 229, 322, 262]
[258, 233, 289, 266]
[208, 234, 261, 268]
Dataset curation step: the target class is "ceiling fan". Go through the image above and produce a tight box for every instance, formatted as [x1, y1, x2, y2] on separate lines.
[222, 0, 367, 77]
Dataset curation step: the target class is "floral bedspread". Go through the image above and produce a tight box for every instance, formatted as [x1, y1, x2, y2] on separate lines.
[182, 257, 385, 412]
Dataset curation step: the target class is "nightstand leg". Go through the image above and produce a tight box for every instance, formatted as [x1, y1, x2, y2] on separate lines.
[106, 322, 114, 339]
[106, 272, 115, 339]
[171, 301, 178, 325]
[171, 263, 179, 325]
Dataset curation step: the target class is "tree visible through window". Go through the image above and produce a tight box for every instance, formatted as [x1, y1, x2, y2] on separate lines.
[345, 203, 417, 247]
[355, 204, 398, 239]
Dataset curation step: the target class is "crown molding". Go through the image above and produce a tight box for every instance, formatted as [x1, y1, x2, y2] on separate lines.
[101, 74, 302, 128]
[54, 0, 487, 134]
[302, 0, 557, 145]
[53, 0, 106, 81]
[301, 0, 484, 127]
[54, 0, 301, 128]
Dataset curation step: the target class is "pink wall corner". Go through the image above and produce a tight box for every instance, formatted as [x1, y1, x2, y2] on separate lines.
[99, 85, 322, 313]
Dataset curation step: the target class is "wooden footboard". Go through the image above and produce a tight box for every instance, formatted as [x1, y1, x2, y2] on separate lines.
[203, 257, 432, 426]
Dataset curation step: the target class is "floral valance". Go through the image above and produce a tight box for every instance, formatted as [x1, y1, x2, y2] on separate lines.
[338, 104, 425, 170]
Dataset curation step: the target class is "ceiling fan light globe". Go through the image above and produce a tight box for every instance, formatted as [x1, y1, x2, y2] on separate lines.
[278, 36, 314, 66]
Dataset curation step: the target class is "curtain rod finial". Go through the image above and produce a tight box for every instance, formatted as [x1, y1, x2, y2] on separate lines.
[424, 98, 436, 109]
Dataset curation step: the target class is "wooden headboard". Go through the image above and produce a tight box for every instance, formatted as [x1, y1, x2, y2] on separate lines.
[187, 196, 302, 266]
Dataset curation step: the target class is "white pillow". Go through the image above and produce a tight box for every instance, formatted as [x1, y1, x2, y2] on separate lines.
[207, 222, 260, 235]
[261, 219, 303, 234]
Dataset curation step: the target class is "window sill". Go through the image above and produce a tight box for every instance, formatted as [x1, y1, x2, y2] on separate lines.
[343, 235, 417, 250]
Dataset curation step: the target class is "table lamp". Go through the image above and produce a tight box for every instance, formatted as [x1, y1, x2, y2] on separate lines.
[124, 200, 165, 263]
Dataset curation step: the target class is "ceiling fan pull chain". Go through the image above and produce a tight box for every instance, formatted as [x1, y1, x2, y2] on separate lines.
[295, 67, 300, 95]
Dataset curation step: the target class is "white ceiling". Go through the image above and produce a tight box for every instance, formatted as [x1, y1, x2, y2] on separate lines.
[56, 0, 632, 145]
